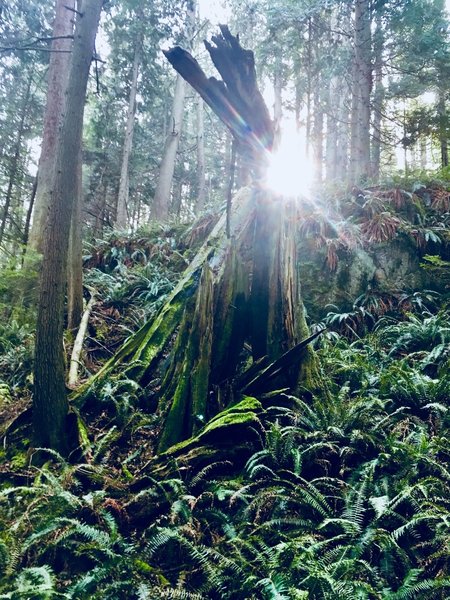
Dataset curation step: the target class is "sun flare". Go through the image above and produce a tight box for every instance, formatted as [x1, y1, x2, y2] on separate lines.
[266, 128, 314, 198]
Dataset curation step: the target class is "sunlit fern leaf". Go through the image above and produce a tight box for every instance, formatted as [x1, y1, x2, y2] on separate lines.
[189, 461, 233, 488]
[138, 588, 205, 600]
[0, 565, 57, 600]
[255, 573, 290, 599]
[383, 569, 450, 600]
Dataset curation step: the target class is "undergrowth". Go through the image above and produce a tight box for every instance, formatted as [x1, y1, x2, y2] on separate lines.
[0, 182, 449, 598]
[0, 306, 449, 598]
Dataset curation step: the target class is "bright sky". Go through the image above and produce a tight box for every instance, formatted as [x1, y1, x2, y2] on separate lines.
[200, 0, 450, 19]
[198, 0, 231, 25]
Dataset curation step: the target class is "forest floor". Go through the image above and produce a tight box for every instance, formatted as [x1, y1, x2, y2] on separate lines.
[0, 177, 450, 599]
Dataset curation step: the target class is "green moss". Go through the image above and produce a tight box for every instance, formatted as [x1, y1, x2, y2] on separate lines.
[122, 464, 133, 480]
[71, 276, 196, 404]
[10, 451, 28, 470]
[76, 414, 91, 456]
[162, 396, 263, 456]
[158, 373, 190, 452]
[336, 263, 351, 290]
[0, 384, 11, 409]
[158, 264, 215, 452]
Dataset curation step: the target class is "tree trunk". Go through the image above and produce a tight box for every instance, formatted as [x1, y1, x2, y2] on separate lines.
[28, 0, 74, 253]
[371, 11, 384, 181]
[34, 0, 103, 454]
[22, 176, 38, 250]
[67, 149, 83, 331]
[312, 89, 324, 184]
[349, 0, 372, 184]
[195, 97, 206, 214]
[116, 37, 142, 229]
[0, 72, 33, 248]
[306, 18, 312, 159]
[151, 1, 195, 222]
[326, 78, 338, 182]
[273, 51, 283, 149]
[336, 89, 350, 183]
[420, 137, 427, 169]
[438, 89, 448, 168]
[150, 74, 186, 221]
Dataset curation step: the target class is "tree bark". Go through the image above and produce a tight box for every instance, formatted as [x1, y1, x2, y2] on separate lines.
[150, 74, 186, 221]
[349, 0, 372, 184]
[150, 1, 195, 222]
[437, 89, 448, 168]
[0, 73, 32, 248]
[195, 97, 206, 214]
[28, 0, 75, 253]
[67, 148, 83, 331]
[34, 0, 103, 454]
[116, 36, 142, 229]
[371, 11, 384, 181]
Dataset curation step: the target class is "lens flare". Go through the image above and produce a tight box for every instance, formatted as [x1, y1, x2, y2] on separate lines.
[266, 129, 314, 198]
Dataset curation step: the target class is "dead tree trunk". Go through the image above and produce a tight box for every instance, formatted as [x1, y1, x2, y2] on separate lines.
[73, 27, 325, 455]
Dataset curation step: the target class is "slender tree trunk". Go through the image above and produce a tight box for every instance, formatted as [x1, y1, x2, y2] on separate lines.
[437, 89, 448, 168]
[336, 89, 350, 183]
[34, 0, 103, 454]
[22, 177, 38, 250]
[116, 37, 142, 229]
[273, 51, 283, 150]
[294, 36, 303, 132]
[312, 90, 323, 183]
[226, 139, 236, 238]
[371, 11, 384, 181]
[420, 137, 427, 169]
[306, 17, 312, 158]
[0, 73, 32, 247]
[68, 294, 95, 386]
[349, 0, 372, 184]
[311, 14, 323, 183]
[170, 176, 183, 220]
[150, 74, 186, 221]
[151, 1, 195, 222]
[67, 149, 83, 331]
[28, 0, 74, 253]
[326, 78, 338, 182]
[195, 97, 206, 213]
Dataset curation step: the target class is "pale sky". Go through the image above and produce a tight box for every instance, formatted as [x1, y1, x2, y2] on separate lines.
[198, 0, 231, 25]
[199, 0, 450, 22]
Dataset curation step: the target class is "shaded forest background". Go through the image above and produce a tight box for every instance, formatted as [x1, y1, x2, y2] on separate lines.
[0, 0, 448, 245]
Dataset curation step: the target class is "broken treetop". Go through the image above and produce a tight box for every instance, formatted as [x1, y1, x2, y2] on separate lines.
[163, 25, 274, 175]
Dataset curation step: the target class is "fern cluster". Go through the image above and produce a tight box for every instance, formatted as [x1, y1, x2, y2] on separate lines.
[1, 303, 450, 598]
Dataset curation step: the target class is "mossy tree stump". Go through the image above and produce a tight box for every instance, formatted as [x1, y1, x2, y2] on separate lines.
[73, 27, 325, 453]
